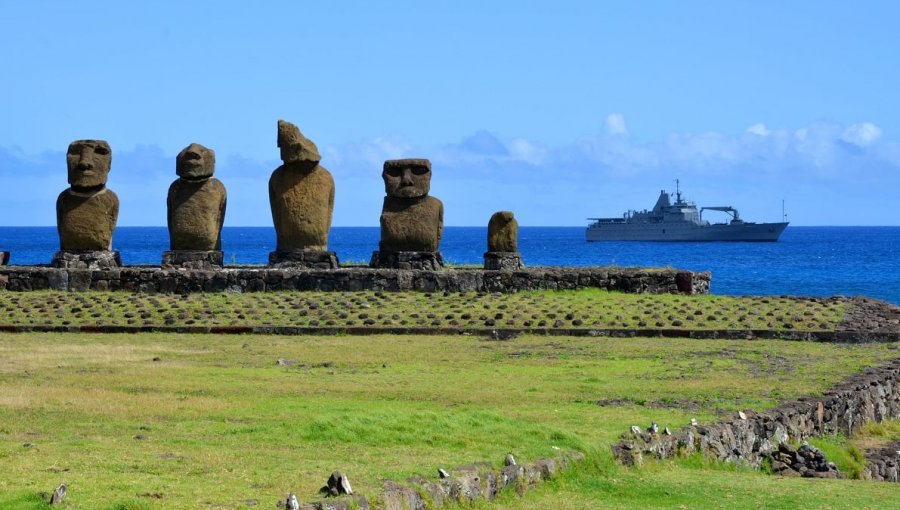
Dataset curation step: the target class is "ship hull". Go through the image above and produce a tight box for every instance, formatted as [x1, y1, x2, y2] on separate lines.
[586, 222, 788, 242]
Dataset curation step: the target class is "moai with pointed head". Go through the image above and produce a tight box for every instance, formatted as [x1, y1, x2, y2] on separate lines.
[484, 211, 524, 271]
[268, 120, 338, 268]
[52, 139, 121, 268]
[370, 158, 444, 270]
[162, 143, 227, 268]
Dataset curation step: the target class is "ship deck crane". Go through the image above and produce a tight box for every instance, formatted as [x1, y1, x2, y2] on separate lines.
[700, 206, 741, 223]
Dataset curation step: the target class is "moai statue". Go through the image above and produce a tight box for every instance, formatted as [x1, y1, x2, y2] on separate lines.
[52, 140, 121, 269]
[162, 143, 227, 269]
[268, 120, 338, 268]
[370, 158, 444, 270]
[484, 211, 524, 271]
[0, 251, 8, 266]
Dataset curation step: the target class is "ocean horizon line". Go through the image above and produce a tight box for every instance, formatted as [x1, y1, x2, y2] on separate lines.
[2, 225, 899, 229]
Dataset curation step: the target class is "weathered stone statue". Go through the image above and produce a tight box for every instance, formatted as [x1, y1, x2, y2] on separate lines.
[484, 211, 524, 271]
[52, 139, 121, 268]
[162, 143, 227, 268]
[370, 158, 444, 270]
[268, 120, 338, 268]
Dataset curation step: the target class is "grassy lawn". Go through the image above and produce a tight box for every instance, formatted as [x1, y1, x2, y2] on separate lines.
[0, 329, 897, 509]
[0, 290, 846, 332]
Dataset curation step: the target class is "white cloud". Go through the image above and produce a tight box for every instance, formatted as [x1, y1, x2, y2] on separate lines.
[746, 123, 770, 137]
[664, 131, 739, 166]
[793, 122, 842, 169]
[841, 122, 882, 147]
[323, 136, 414, 169]
[604, 113, 628, 136]
[506, 138, 546, 165]
[434, 132, 546, 167]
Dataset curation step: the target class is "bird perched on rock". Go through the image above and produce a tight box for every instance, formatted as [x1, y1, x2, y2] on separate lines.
[648, 422, 659, 434]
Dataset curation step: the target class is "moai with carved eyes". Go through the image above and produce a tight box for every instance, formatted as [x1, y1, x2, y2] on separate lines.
[370, 158, 444, 270]
[484, 211, 524, 271]
[162, 143, 227, 268]
[268, 120, 338, 268]
[52, 140, 121, 268]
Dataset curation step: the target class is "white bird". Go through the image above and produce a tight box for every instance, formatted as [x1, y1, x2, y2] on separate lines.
[286, 493, 299, 510]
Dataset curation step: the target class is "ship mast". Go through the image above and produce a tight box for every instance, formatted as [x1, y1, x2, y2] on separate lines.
[675, 178, 682, 204]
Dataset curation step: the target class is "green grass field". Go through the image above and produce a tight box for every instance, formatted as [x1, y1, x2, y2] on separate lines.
[1, 316, 898, 508]
[0, 290, 846, 332]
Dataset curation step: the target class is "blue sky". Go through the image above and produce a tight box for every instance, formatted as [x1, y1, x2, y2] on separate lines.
[1, 1, 898, 226]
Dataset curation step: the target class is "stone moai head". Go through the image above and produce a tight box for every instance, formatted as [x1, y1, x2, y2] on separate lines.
[488, 211, 518, 252]
[383, 159, 431, 198]
[66, 140, 111, 189]
[277, 119, 320, 166]
[176, 143, 216, 180]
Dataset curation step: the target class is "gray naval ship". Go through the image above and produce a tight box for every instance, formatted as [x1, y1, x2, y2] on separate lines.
[586, 181, 788, 242]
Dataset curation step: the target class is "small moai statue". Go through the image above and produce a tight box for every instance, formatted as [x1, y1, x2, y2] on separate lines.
[370, 158, 444, 270]
[0, 251, 9, 265]
[162, 143, 227, 269]
[268, 120, 338, 268]
[484, 211, 524, 271]
[52, 140, 121, 269]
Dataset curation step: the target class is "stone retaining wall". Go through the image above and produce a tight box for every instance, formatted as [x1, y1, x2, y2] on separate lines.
[863, 441, 900, 482]
[282, 451, 584, 510]
[613, 358, 900, 477]
[0, 265, 710, 295]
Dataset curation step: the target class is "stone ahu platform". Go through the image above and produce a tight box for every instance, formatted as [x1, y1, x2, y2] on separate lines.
[0, 266, 709, 294]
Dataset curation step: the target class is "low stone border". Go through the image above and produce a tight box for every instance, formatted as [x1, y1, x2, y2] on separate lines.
[862, 440, 900, 482]
[0, 265, 710, 295]
[0, 324, 897, 342]
[612, 358, 900, 480]
[280, 451, 584, 510]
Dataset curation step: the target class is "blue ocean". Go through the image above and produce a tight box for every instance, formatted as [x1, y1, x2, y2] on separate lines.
[0, 226, 898, 305]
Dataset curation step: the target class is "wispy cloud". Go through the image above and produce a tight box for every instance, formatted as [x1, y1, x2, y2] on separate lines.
[841, 122, 883, 147]
[604, 113, 629, 136]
